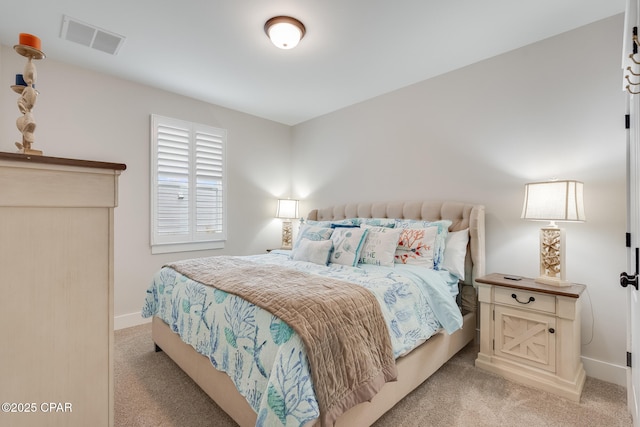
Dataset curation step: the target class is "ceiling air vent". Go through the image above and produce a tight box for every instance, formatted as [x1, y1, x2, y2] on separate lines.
[60, 15, 125, 55]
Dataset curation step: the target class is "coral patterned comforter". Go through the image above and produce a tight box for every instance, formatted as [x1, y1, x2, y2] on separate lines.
[142, 251, 463, 427]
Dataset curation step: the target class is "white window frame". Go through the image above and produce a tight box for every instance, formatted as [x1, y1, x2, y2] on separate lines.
[150, 114, 227, 254]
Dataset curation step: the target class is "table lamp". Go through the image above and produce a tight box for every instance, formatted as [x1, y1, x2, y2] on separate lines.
[521, 180, 585, 286]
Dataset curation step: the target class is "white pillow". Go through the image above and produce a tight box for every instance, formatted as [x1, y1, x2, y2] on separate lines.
[330, 228, 369, 267]
[442, 229, 469, 280]
[359, 226, 402, 267]
[292, 238, 333, 265]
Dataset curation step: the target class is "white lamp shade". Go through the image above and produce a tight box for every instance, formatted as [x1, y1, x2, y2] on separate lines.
[521, 180, 585, 222]
[276, 199, 299, 219]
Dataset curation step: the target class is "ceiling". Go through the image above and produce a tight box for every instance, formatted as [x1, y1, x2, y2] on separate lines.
[0, 1, 626, 126]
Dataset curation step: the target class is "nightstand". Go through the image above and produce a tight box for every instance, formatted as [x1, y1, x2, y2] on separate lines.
[474, 273, 586, 401]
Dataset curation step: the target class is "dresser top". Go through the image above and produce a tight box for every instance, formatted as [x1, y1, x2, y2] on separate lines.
[476, 273, 586, 298]
[0, 152, 126, 171]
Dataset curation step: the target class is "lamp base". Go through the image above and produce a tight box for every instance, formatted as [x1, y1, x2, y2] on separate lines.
[536, 226, 571, 287]
[281, 220, 293, 250]
[534, 275, 572, 287]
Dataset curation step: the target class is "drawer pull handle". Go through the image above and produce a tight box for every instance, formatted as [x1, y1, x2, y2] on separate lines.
[511, 293, 535, 304]
[549, 328, 555, 334]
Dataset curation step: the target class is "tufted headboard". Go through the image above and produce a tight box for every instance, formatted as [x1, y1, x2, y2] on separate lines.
[307, 201, 485, 312]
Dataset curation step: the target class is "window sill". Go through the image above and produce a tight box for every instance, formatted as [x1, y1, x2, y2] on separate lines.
[151, 240, 225, 255]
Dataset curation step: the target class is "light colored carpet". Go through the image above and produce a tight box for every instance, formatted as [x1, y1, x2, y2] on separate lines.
[115, 323, 632, 426]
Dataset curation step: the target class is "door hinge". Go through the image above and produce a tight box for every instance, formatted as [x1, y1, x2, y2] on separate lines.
[627, 114, 631, 130]
[635, 27, 638, 55]
[492, 339, 495, 351]
[628, 351, 632, 368]
[627, 232, 632, 248]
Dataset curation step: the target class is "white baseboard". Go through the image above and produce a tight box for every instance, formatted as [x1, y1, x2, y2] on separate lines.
[114, 311, 151, 330]
[582, 355, 627, 387]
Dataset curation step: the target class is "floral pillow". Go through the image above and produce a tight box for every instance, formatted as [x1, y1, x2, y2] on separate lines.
[330, 228, 369, 267]
[394, 226, 438, 267]
[394, 219, 452, 270]
[358, 226, 402, 267]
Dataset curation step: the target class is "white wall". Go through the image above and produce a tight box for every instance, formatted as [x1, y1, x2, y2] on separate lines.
[292, 15, 628, 384]
[0, 45, 292, 329]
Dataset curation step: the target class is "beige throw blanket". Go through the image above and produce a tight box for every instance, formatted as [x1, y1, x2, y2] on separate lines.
[167, 256, 397, 426]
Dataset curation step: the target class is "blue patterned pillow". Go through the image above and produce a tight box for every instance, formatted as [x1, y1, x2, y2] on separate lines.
[330, 223, 359, 228]
[330, 228, 369, 267]
[304, 218, 357, 228]
[356, 218, 396, 228]
[394, 219, 452, 270]
[293, 224, 333, 250]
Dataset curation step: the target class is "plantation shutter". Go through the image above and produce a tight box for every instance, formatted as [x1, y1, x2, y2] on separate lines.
[151, 115, 227, 253]
[156, 123, 190, 238]
[195, 129, 225, 238]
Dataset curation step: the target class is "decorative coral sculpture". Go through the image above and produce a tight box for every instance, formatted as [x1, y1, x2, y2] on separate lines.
[13, 33, 44, 155]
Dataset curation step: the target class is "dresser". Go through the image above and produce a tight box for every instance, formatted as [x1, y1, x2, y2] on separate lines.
[474, 273, 586, 401]
[0, 153, 125, 427]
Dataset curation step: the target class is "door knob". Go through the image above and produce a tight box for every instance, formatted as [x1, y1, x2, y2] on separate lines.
[621, 272, 639, 290]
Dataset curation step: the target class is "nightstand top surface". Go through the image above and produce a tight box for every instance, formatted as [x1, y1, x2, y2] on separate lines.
[476, 273, 586, 298]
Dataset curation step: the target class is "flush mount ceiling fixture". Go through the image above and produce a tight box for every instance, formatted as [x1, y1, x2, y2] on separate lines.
[264, 16, 305, 50]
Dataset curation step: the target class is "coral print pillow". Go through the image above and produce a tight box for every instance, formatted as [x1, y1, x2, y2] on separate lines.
[394, 226, 438, 267]
[394, 219, 452, 270]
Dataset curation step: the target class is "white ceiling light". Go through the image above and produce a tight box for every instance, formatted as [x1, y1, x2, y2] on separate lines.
[264, 16, 305, 50]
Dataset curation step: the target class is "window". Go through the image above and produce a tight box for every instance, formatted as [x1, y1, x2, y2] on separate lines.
[150, 114, 227, 254]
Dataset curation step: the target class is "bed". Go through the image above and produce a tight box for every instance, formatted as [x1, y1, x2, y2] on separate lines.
[143, 200, 485, 427]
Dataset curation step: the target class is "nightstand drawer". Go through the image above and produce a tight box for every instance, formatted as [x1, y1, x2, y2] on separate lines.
[494, 287, 555, 314]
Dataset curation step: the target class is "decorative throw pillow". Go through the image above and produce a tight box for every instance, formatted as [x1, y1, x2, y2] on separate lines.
[304, 218, 357, 228]
[330, 228, 369, 267]
[293, 224, 333, 250]
[357, 218, 396, 228]
[358, 226, 402, 267]
[394, 219, 452, 270]
[442, 229, 469, 280]
[394, 226, 438, 267]
[291, 238, 333, 265]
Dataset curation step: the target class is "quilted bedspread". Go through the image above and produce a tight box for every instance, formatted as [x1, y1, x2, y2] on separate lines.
[142, 251, 463, 427]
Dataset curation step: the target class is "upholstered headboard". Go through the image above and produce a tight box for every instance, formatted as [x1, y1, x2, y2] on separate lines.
[307, 201, 485, 312]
